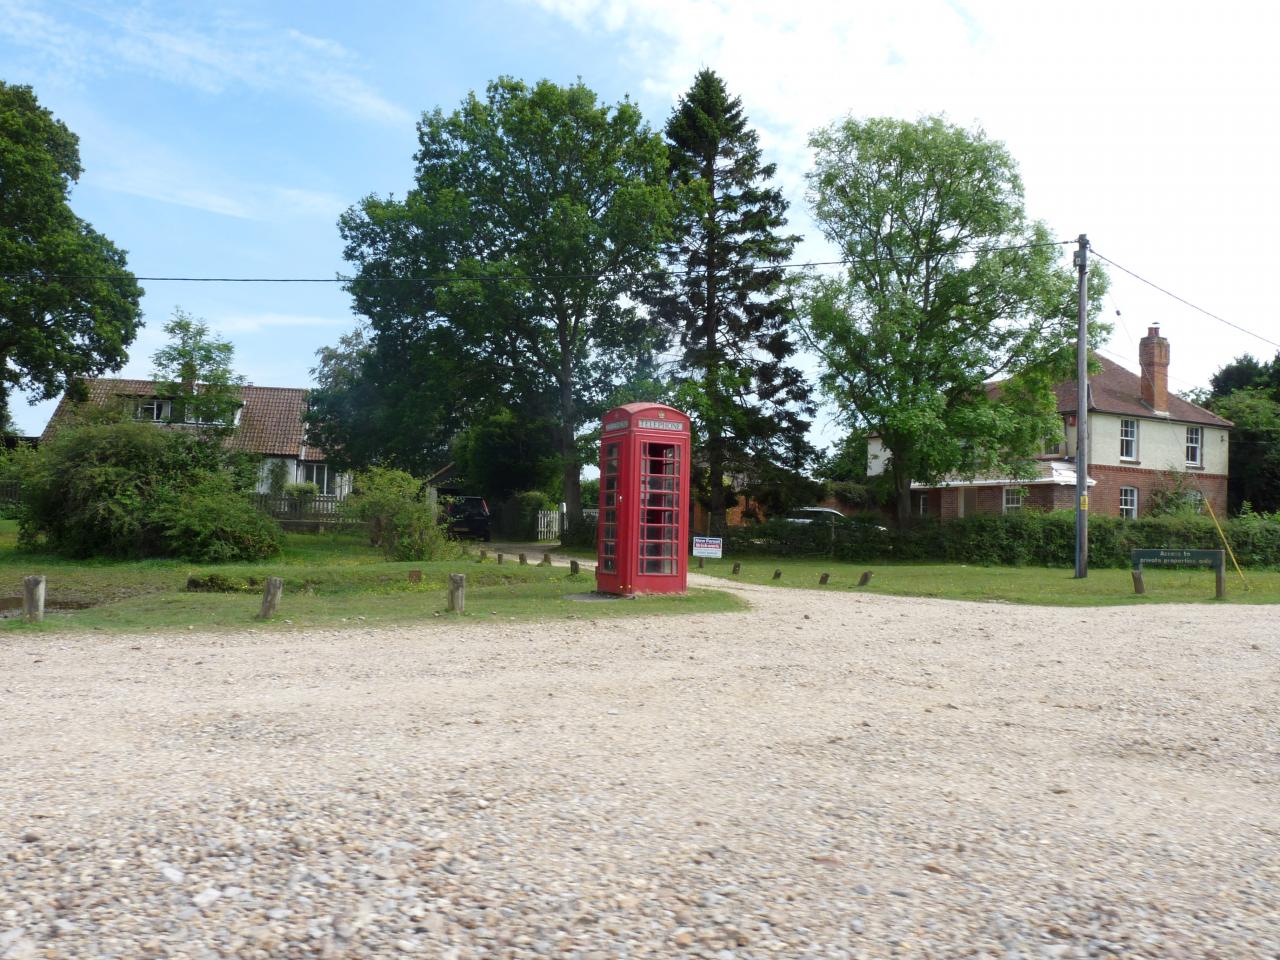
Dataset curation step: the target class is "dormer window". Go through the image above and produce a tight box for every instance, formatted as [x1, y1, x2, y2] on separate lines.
[135, 399, 171, 422]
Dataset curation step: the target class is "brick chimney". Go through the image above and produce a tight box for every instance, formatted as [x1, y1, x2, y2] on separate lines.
[1138, 325, 1170, 414]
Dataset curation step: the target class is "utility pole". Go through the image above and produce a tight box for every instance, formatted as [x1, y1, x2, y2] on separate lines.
[1073, 234, 1089, 578]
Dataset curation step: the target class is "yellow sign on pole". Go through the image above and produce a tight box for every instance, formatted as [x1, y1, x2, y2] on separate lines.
[1080, 494, 1089, 511]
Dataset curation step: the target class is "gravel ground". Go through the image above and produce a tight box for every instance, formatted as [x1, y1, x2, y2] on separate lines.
[2, 575, 1278, 959]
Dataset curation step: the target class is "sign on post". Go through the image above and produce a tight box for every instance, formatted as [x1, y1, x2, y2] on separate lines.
[1130, 549, 1226, 599]
[692, 536, 723, 559]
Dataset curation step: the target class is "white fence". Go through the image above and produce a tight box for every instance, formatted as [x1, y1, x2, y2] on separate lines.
[536, 509, 561, 542]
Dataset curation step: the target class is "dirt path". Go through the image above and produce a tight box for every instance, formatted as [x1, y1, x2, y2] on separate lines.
[1, 581, 1277, 958]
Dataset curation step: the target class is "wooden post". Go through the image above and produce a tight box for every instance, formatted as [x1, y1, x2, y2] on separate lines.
[857, 571, 873, 587]
[479, 549, 487, 562]
[772, 569, 782, 580]
[448, 573, 466, 613]
[518, 553, 527, 565]
[1131, 569, 1145, 595]
[731, 562, 741, 575]
[570, 560, 580, 576]
[698, 557, 704, 569]
[22, 575, 45, 623]
[1215, 563, 1225, 600]
[497, 553, 504, 565]
[541, 552, 552, 566]
[257, 576, 284, 619]
[819, 573, 830, 585]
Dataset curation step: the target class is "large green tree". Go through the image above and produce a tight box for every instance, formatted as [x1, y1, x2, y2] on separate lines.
[336, 77, 673, 519]
[1204, 353, 1280, 513]
[803, 115, 1106, 523]
[305, 326, 469, 474]
[658, 69, 814, 533]
[0, 82, 143, 416]
[151, 308, 245, 439]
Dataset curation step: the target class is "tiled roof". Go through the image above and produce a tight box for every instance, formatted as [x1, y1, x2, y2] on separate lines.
[40, 379, 329, 459]
[1054, 356, 1232, 428]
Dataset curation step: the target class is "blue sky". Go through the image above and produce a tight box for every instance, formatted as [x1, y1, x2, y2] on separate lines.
[5, 0, 1279, 439]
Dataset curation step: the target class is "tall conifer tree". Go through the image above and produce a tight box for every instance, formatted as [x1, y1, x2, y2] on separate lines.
[660, 70, 813, 533]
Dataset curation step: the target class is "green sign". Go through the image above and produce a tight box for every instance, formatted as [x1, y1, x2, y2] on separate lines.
[1130, 548, 1224, 572]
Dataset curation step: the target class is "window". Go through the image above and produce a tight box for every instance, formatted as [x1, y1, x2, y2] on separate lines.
[1119, 419, 1138, 460]
[1186, 426, 1202, 466]
[299, 462, 335, 496]
[135, 398, 171, 421]
[1119, 486, 1138, 519]
[1003, 487, 1024, 513]
[917, 493, 929, 517]
[599, 443, 619, 573]
[638, 441, 680, 575]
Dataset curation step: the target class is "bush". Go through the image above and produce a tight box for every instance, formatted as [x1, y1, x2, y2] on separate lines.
[18, 420, 281, 560]
[341, 468, 457, 561]
[493, 490, 556, 540]
[720, 509, 1280, 568]
[283, 481, 319, 507]
[150, 474, 282, 562]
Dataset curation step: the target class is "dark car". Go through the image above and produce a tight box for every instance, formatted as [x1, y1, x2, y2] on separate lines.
[445, 495, 491, 541]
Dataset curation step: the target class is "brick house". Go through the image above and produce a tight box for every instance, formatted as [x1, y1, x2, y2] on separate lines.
[40, 378, 351, 501]
[867, 327, 1231, 519]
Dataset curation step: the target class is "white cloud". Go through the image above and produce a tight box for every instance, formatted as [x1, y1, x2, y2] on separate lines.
[213, 312, 347, 334]
[0, 0, 412, 126]
[529, 0, 1280, 393]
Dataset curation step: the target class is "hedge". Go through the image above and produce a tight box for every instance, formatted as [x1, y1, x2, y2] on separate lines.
[567, 510, 1280, 568]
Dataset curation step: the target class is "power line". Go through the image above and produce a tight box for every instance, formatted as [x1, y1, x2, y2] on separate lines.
[0, 239, 1072, 286]
[1089, 246, 1280, 352]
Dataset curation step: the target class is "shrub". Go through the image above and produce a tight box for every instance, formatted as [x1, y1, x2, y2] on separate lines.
[341, 468, 457, 561]
[493, 490, 556, 540]
[719, 509, 1280, 568]
[18, 420, 281, 560]
[266, 459, 289, 497]
[150, 474, 282, 562]
[283, 482, 319, 508]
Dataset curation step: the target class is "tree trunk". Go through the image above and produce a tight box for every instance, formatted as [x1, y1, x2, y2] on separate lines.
[893, 462, 913, 527]
[708, 431, 726, 535]
[558, 355, 581, 525]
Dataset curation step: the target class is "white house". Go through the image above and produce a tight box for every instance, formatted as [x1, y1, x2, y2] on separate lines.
[40, 379, 352, 501]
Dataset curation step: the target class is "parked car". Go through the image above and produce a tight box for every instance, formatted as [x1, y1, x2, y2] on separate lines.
[781, 506, 888, 533]
[444, 495, 491, 541]
[780, 507, 847, 524]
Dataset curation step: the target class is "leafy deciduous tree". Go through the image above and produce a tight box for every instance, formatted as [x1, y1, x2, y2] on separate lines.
[151, 308, 245, 438]
[0, 82, 143, 415]
[803, 115, 1107, 524]
[337, 77, 673, 520]
[658, 69, 814, 533]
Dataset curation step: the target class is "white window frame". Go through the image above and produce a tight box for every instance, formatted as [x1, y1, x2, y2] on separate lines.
[917, 493, 929, 517]
[1119, 486, 1138, 519]
[135, 398, 171, 422]
[299, 462, 335, 497]
[1003, 487, 1024, 513]
[1119, 418, 1138, 461]
[1185, 426, 1202, 466]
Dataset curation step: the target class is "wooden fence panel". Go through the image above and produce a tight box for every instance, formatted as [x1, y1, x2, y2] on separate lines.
[536, 509, 560, 542]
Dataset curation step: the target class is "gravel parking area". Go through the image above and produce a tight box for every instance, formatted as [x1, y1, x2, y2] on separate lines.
[2, 578, 1277, 959]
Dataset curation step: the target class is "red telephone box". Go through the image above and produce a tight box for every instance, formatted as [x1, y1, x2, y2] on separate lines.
[595, 403, 691, 596]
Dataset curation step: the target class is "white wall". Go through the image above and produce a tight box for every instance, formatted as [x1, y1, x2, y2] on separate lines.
[1089, 414, 1228, 473]
[867, 436, 888, 476]
[256, 457, 294, 494]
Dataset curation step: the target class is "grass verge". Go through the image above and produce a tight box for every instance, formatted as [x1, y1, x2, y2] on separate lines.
[690, 555, 1280, 605]
[0, 522, 742, 633]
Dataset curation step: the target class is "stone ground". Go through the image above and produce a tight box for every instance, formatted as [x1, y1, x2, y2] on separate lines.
[1, 573, 1277, 959]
